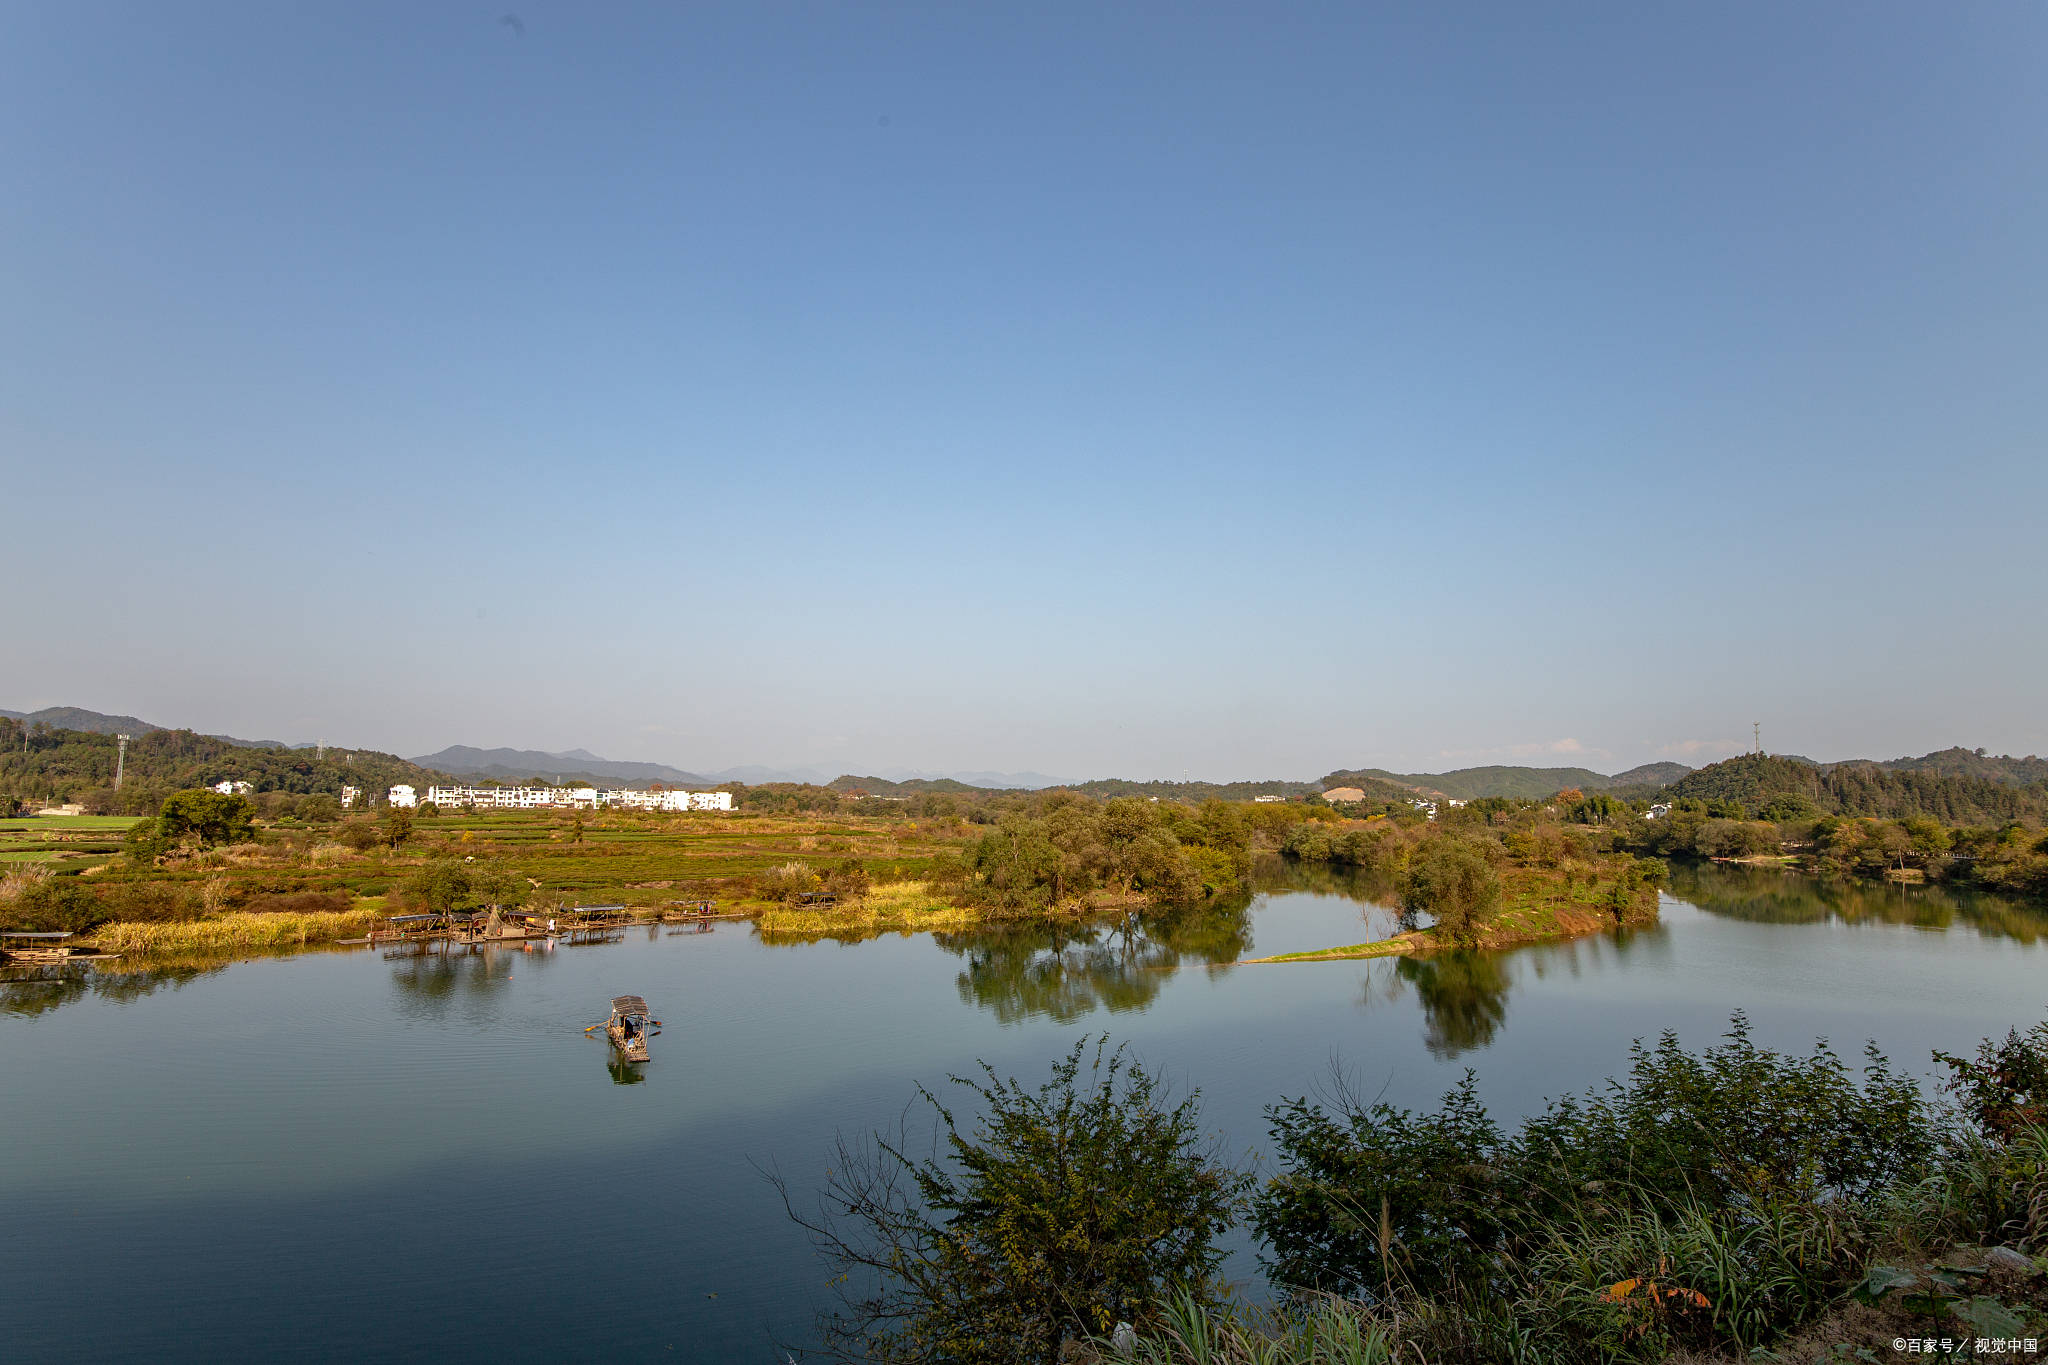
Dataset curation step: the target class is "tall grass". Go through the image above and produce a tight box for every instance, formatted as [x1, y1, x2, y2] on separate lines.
[1092, 1292, 1397, 1364]
[756, 880, 983, 938]
[90, 908, 380, 956]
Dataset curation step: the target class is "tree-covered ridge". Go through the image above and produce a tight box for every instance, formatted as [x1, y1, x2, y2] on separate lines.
[1662, 751, 2048, 824]
[1318, 763, 1695, 802]
[0, 718, 447, 817]
[1883, 745, 2048, 786]
[1067, 777, 1322, 802]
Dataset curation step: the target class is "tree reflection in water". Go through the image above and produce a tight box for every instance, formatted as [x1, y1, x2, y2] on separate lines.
[2, 963, 227, 1019]
[938, 892, 1255, 1024]
[387, 943, 529, 1020]
[1395, 951, 1511, 1059]
[1668, 862, 2048, 943]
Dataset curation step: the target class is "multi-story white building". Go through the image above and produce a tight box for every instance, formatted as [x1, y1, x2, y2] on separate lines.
[341, 785, 362, 809]
[212, 779, 254, 797]
[419, 784, 731, 813]
[388, 784, 417, 808]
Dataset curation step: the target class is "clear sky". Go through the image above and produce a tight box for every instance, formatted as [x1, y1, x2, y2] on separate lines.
[5, 3, 2044, 780]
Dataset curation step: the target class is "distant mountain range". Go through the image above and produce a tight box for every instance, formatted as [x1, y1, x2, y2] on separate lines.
[408, 746, 1067, 789]
[0, 705, 297, 750]
[410, 745, 713, 787]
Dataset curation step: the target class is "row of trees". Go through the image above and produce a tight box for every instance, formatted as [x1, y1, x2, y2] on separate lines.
[942, 797, 1260, 912]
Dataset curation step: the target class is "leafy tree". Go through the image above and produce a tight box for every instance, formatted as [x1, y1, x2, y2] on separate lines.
[123, 816, 169, 863]
[1400, 838, 1501, 946]
[157, 788, 257, 847]
[778, 1037, 1250, 1364]
[382, 805, 414, 851]
[295, 794, 341, 824]
[404, 859, 476, 915]
[966, 817, 1065, 910]
[468, 859, 528, 912]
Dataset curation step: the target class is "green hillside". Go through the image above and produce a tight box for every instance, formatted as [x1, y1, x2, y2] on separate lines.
[1606, 761, 1693, 788]
[1319, 765, 1666, 801]
[1662, 752, 2048, 823]
[1070, 777, 1323, 802]
[0, 719, 447, 817]
[1882, 746, 2048, 786]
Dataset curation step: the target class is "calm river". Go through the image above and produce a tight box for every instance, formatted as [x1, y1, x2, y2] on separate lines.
[4, 862, 2044, 1362]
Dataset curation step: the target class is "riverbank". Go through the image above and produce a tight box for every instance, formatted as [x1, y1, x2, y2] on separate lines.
[84, 907, 384, 957]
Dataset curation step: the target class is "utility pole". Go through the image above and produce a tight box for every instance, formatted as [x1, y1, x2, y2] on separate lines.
[115, 734, 131, 790]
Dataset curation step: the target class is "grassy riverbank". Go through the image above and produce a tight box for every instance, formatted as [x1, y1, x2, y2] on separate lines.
[87, 906, 384, 956]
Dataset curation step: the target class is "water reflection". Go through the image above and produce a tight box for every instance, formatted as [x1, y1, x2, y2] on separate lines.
[605, 1050, 645, 1085]
[938, 892, 1255, 1024]
[1668, 862, 2048, 943]
[1262, 857, 1401, 907]
[387, 942, 542, 1022]
[1395, 951, 1512, 1058]
[2, 963, 227, 1019]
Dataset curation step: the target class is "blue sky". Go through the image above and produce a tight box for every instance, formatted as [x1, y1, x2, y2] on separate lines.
[5, 2, 2044, 779]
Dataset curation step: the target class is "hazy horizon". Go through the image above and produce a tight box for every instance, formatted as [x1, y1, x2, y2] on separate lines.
[9, 5, 2045, 779]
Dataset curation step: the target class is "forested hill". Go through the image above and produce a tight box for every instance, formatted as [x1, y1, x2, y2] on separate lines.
[1661, 752, 2048, 824]
[0, 719, 448, 817]
[1319, 763, 1693, 801]
[0, 705, 165, 736]
[1880, 746, 2048, 786]
[1069, 777, 1323, 802]
[827, 774, 989, 796]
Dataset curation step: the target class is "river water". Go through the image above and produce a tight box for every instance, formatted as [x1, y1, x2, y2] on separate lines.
[3, 861, 2043, 1362]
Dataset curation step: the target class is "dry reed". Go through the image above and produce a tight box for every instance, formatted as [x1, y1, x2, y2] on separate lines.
[90, 908, 381, 956]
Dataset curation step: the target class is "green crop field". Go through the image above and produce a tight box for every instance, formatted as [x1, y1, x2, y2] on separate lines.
[0, 815, 143, 832]
[58, 809, 969, 916]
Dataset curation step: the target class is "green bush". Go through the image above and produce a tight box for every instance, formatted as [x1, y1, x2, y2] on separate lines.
[2, 878, 108, 933]
[782, 1037, 1251, 1364]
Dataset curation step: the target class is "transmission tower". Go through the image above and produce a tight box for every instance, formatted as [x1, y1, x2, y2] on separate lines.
[116, 734, 132, 790]
[1753, 722, 1761, 755]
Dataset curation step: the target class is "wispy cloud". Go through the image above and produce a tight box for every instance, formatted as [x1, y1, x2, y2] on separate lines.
[1655, 738, 1744, 759]
[1430, 738, 1609, 764]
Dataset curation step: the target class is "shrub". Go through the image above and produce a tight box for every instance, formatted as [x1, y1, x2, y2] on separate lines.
[93, 881, 202, 923]
[754, 860, 820, 904]
[1, 877, 108, 933]
[244, 890, 352, 917]
[1255, 1015, 1936, 1308]
[780, 1037, 1251, 1365]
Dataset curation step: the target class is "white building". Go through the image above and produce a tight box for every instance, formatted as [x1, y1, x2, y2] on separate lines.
[1645, 803, 1671, 821]
[341, 785, 361, 809]
[416, 784, 726, 813]
[1253, 795, 1285, 804]
[212, 779, 254, 797]
[388, 784, 417, 808]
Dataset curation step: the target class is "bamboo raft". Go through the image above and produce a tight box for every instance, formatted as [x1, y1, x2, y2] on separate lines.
[0, 932, 119, 965]
[600, 994, 656, 1063]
